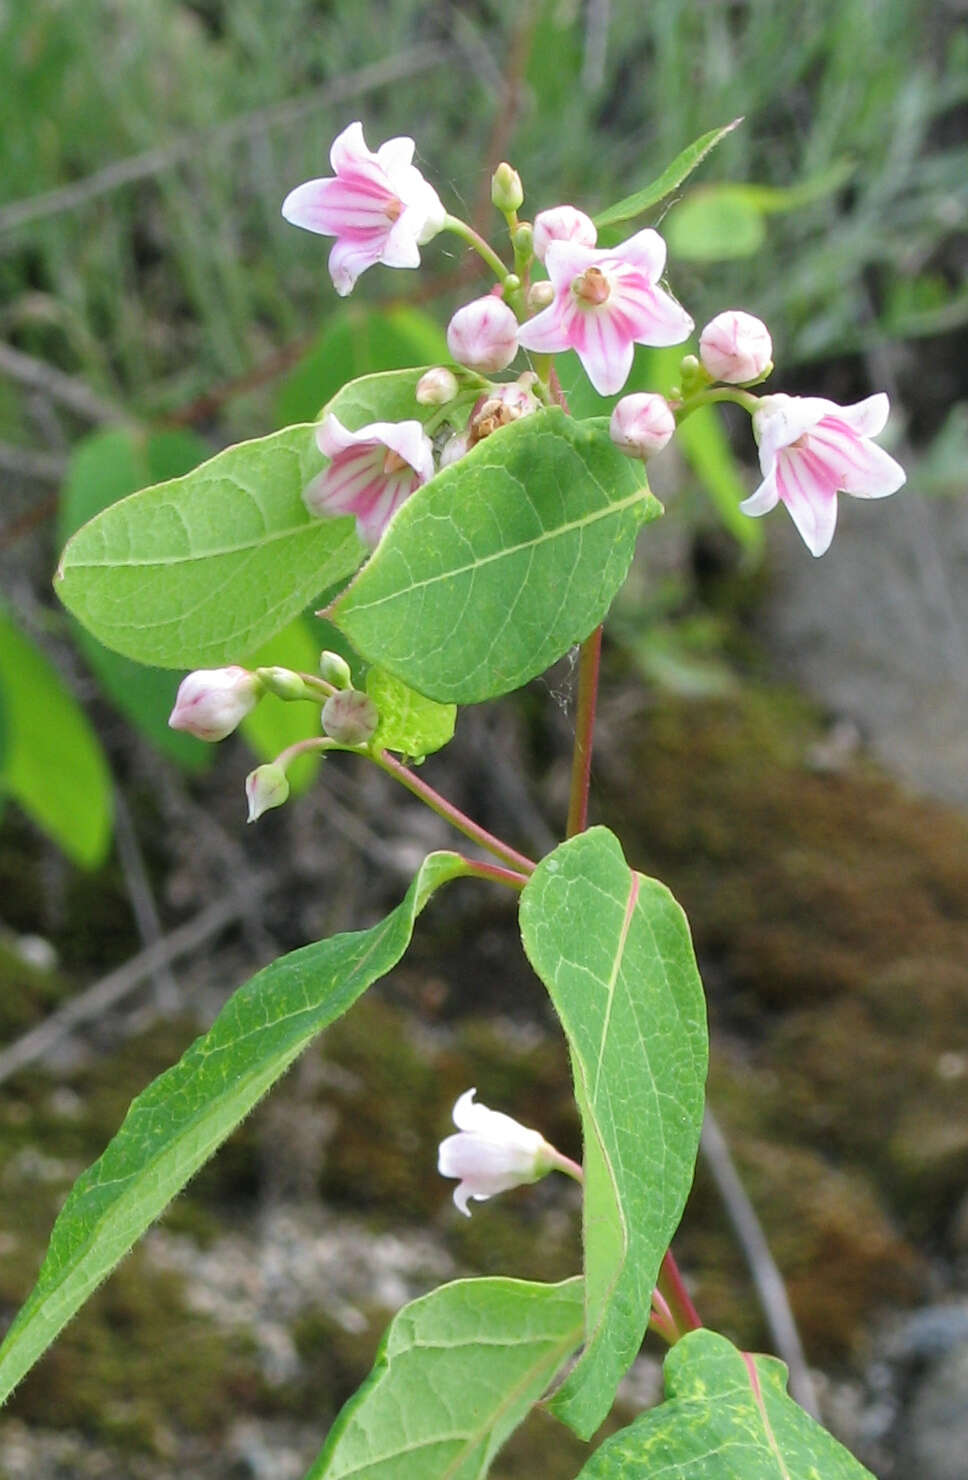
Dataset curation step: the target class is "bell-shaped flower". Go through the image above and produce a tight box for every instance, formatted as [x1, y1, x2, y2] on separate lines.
[169, 666, 263, 742]
[743, 393, 906, 557]
[446, 294, 519, 374]
[532, 205, 597, 264]
[437, 1089, 558, 1216]
[305, 414, 435, 546]
[699, 310, 773, 384]
[517, 229, 693, 396]
[282, 121, 446, 297]
[245, 762, 290, 823]
[610, 392, 676, 459]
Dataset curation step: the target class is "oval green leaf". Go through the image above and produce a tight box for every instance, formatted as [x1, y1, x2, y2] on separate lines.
[366, 665, 456, 760]
[54, 424, 365, 669]
[664, 186, 766, 261]
[577, 1329, 875, 1478]
[519, 827, 708, 1438]
[310, 1277, 584, 1479]
[334, 409, 661, 705]
[0, 850, 466, 1406]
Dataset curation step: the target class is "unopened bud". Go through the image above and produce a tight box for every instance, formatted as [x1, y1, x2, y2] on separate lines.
[492, 162, 524, 214]
[416, 366, 460, 406]
[609, 393, 676, 460]
[319, 651, 353, 689]
[257, 666, 311, 701]
[245, 762, 290, 823]
[169, 666, 262, 742]
[527, 280, 554, 312]
[699, 311, 773, 385]
[322, 689, 379, 746]
[512, 222, 533, 258]
[447, 296, 519, 374]
[532, 205, 597, 264]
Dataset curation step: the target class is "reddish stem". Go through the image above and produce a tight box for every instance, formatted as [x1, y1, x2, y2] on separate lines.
[657, 1249, 703, 1335]
[457, 857, 529, 892]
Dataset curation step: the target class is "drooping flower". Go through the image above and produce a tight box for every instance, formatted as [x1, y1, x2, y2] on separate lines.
[169, 666, 263, 742]
[699, 310, 773, 385]
[305, 414, 435, 546]
[245, 762, 290, 823]
[517, 229, 694, 396]
[742, 393, 906, 557]
[610, 393, 676, 459]
[446, 294, 519, 374]
[532, 205, 597, 264]
[437, 1089, 558, 1217]
[281, 121, 446, 297]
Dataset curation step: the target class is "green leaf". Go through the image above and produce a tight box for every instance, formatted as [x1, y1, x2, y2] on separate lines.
[366, 665, 456, 760]
[334, 409, 662, 705]
[0, 850, 466, 1406]
[663, 163, 853, 263]
[54, 424, 365, 669]
[519, 828, 708, 1438]
[322, 366, 444, 432]
[59, 426, 215, 769]
[576, 1329, 875, 1478]
[0, 608, 112, 868]
[241, 616, 327, 793]
[594, 120, 743, 230]
[309, 1277, 584, 1479]
[277, 305, 447, 425]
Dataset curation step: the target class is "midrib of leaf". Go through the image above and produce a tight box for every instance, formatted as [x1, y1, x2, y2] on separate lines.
[59, 516, 333, 570]
[591, 870, 639, 1099]
[742, 1352, 793, 1480]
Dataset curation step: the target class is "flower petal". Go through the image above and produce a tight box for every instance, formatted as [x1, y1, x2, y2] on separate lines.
[808, 422, 907, 499]
[833, 392, 890, 440]
[578, 311, 635, 396]
[329, 120, 371, 175]
[754, 394, 837, 475]
[375, 133, 416, 175]
[517, 299, 570, 355]
[610, 227, 667, 280]
[776, 449, 839, 557]
[739, 468, 780, 518]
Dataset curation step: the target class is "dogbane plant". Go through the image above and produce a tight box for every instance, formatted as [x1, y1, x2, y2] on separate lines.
[3, 117, 905, 1477]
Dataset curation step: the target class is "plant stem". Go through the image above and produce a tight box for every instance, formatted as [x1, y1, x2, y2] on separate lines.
[565, 625, 603, 838]
[674, 385, 759, 421]
[371, 749, 536, 875]
[457, 857, 529, 892]
[657, 1249, 703, 1335]
[443, 214, 510, 284]
[649, 1287, 679, 1347]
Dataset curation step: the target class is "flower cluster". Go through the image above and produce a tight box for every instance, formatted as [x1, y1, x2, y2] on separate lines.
[281, 122, 905, 558]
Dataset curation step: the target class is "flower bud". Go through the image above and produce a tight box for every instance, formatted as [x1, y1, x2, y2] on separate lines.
[699, 311, 773, 385]
[256, 666, 311, 701]
[491, 161, 524, 214]
[532, 205, 597, 264]
[609, 393, 676, 460]
[245, 762, 290, 823]
[319, 651, 353, 689]
[169, 666, 262, 742]
[527, 280, 554, 312]
[416, 366, 460, 406]
[446, 296, 519, 374]
[437, 1089, 557, 1216]
[322, 689, 379, 746]
[512, 222, 533, 258]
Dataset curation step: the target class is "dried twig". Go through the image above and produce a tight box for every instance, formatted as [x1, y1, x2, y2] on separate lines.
[0, 342, 125, 424]
[0, 46, 455, 237]
[0, 881, 269, 1089]
[700, 1108, 820, 1416]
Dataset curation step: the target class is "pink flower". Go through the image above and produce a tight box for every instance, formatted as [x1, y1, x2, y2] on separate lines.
[699, 310, 773, 384]
[517, 229, 694, 396]
[437, 1089, 556, 1217]
[532, 205, 597, 264]
[446, 294, 519, 373]
[743, 393, 906, 557]
[169, 666, 262, 741]
[610, 393, 676, 459]
[305, 414, 435, 546]
[281, 121, 446, 297]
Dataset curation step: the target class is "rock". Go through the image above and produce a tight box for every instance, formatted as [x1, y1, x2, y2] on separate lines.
[900, 1341, 968, 1480]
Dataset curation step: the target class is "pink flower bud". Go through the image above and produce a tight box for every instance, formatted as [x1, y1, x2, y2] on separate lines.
[447, 295, 519, 374]
[416, 367, 459, 406]
[169, 666, 262, 742]
[699, 310, 773, 385]
[245, 762, 290, 823]
[322, 689, 379, 746]
[437, 1089, 557, 1216]
[609, 393, 676, 459]
[531, 205, 597, 264]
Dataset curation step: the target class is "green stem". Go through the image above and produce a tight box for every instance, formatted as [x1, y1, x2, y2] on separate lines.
[674, 385, 759, 422]
[371, 749, 536, 875]
[443, 213, 511, 284]
[649, 1288, 679, 1347]
[565, 625, 603, 838]
[657, 1249, 703, 1335]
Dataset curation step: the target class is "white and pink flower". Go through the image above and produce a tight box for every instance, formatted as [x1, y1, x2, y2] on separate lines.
[610, 393, 676, 459]
[169, 666, 262, 742]
[446, 294, 519, 374]
[282, 121, 446, 297]
[305, 414, 435, 546]
[743, 393, 906, 557]
[699, 310, 773, 385]
[437, 1089, 557, 1217]
[517, 228, 694, 396]
[532, 205, 597, 264]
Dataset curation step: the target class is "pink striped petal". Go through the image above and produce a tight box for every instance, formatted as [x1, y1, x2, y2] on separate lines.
[775, 449, 839, 557]
[739, 469, 780, 518]
[808, 422, 906, 498]
[831, 392, 890, 440]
